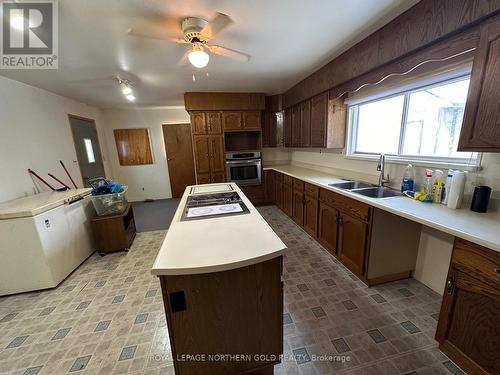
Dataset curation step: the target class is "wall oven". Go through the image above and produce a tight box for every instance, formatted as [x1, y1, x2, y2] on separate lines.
[225, 151, 262, 186]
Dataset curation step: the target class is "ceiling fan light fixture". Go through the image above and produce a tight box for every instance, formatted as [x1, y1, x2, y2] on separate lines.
[125, 94, 136, 101]
[188, 47, 209, 69]
[120, 82, 132, 95]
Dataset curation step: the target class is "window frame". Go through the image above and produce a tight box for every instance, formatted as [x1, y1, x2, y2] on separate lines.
[346, 74, 481, 170]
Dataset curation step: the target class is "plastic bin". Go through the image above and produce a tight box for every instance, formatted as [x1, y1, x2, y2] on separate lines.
[90, 186, 128, 216]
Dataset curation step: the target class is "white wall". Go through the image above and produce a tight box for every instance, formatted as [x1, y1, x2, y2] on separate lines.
[100, 107, 190, 202]
[0, 76, 110, 203]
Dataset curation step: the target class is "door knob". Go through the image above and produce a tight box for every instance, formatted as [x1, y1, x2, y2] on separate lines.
[167, 158, 173, 161]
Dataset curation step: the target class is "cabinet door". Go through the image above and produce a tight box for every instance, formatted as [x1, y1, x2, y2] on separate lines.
[318, 202, 339, 255]
[292, 105, 301, 147]
[292, 190, 304, 226]
[310, 92, 328, 147]
[222, 111, 243, 131]
[275, 173, 283, 208]
[300, 100, 311, 147]
[327, 95, 347, 149]
[283, 184, 293, 217]
[211, 172, 226, 183]
[284, 109, 292, 147]
[209, 135, 225, 174]
[303, 195, 318, 237]
[458, 16, 500, 152]
[264, 170, 275, 203]
[436, 267, 500, 375]
[206, 112, 222, 134]
[275, 111, 284, 148]
[262, 113, 271, 147]
[191, 112, 207, 135]
[338, 212, 368, 277]
[197, 173, 211, 184]
[193, 135, 210, 175]
[243, 111, 262, 130]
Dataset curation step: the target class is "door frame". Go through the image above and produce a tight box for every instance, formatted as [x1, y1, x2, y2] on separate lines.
[68, 114, 106, 186]
[162, 123, 197, 198]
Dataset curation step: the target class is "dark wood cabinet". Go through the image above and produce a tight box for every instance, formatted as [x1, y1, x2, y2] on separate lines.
[458, 16, 500, 152]
[159, 256, 283, 375]
[337, 212, 369, 277]
[264, 170, 276, 203]
[222, 111, 243, 131]
[282, 175, 293, 217]
[208, 135, 224, 173]
[303, 185, 318, 237]
[262, 112, 284, 148]
[206, 112, 222, 134]
[310, 93, 328, 147]
[193, 135, 210, 175]
[191, 112, 207, 135]
[300, 100, 311, 147]
[193, 134, 225, 183]
[326, 95, 347, 149]
[436, 239, 500, 375]
[291, 105, 301, 147]
[91, 204, 136, 254]
[275, 172, 283, 209]
[318, 202, 339, 255]
[284, 109, 292, 147]
[243, 111, 262, 130]
[292, 188, 304, 226]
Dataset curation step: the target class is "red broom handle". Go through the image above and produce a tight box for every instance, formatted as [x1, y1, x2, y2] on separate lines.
[28, 169, 55, 191]
[60, 160, 78, 189]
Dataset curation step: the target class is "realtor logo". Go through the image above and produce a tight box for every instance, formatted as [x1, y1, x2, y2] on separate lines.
[1, 0, 58, 69]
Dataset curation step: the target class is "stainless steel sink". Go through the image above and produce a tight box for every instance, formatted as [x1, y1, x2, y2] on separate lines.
[328, 181, 376, 190]
[351, 187, 402, 198]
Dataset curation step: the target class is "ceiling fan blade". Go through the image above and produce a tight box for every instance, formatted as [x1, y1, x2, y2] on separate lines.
[201, 12, 233, 39]
[127, 28, 188, 45]
[207, 45, 250, 62]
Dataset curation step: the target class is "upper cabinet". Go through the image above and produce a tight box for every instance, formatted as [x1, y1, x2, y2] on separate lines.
[222, 111, 243, 131]
[222, 111, 262, 131]
[242, 111, 262, 130]
[191, 111, 222, 135]
[279, 92, 346, 149]
[458, 16, 500, 152]
[206, 112, 222, 134]
[191, 112, 207, 135]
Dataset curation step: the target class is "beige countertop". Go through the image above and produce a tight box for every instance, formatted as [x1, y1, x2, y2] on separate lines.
[151, 183, 287, 276]
[265, 164, 500, 253]
[0, 189, 92, 219]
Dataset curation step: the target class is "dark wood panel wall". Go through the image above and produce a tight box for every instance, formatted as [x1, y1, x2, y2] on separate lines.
[283, 0, 500, 108]
[184, 92, 265, 111]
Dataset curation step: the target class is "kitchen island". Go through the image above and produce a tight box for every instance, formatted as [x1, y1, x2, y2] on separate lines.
[152, 183, 286, 375]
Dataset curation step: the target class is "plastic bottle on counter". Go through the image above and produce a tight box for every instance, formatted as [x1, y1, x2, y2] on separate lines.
[432, 170, 444, 203]
[447, 171, 467, 209]
[401, 164, 415, 192]
[442, 169, 454, 205]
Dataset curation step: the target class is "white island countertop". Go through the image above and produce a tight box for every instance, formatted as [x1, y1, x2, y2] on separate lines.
[265, 164, 500, 253]
[151, 183, 286, 276]
[0, 188, 92, 219]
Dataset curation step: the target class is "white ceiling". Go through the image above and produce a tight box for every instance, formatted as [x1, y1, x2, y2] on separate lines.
[0, 0, 419, 108]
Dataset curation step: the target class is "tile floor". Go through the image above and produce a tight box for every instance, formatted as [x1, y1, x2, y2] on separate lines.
[0, 205, 465, 374]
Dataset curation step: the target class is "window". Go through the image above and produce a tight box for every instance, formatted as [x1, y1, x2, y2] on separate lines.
[83, 138, 96, 163]
[348, 76, 478, 166]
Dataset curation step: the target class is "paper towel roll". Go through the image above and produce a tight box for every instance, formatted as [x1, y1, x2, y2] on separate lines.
[447, 171, 466, 209]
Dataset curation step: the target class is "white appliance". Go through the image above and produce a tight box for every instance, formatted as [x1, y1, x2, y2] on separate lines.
[0, 189, 95, 296]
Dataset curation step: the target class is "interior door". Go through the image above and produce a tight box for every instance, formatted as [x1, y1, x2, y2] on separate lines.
[162, 124, 196, 198]
[69, 115, 105, 187]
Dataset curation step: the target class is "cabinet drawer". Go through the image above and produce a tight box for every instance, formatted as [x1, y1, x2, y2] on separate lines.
[304, 183, 319, 199]
[319, 188, 370, 222]
[293, 179, 304, 192]
[283, 175, 293, 187]
[452, 239, 500, 288]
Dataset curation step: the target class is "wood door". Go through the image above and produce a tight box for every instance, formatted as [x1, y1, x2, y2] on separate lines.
[303, 195, 318, 237]
[292, 189, 304, 226]
[208, 135, 225, 174]
[310, 92, 328, 148]
[338, 212, 368, 277]
[318, 202, 339, 255]
[222, 111, 243, 131]
[243, 111, 262, 130]
[436, 267, 500, 375]
[193, 135, 210, 176]
[284, 109, 292, 147]
[191, 112, 207, 135]
[68, 115, 106, 187]
[206, 112, 222, 134]
[458, 16, 500, 152]
[162, 124, 196, 198]
[159, 257, 283, 375]
[283, 184, 293, 217]
[300, 100, 311, 147]
[292, 105, 301, 147]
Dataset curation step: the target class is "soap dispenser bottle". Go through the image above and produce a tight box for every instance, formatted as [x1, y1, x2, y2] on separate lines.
[401, 164, 414, 192]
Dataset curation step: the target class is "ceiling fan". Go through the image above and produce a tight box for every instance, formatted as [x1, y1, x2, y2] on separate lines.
[128, 12, 250, 69]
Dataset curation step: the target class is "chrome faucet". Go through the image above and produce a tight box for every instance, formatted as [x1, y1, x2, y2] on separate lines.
[377, 154, 390, 187]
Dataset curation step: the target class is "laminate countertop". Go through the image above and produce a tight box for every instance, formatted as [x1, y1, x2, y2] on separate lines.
[264, 164, 500, 253]
[151, 183, 286, 276]
[0, 189, 92, 219]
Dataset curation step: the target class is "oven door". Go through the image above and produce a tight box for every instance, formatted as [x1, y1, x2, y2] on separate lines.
[225, 159, 262, 186]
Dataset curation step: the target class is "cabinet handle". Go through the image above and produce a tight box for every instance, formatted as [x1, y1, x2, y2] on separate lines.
[446, 276, 454, 295]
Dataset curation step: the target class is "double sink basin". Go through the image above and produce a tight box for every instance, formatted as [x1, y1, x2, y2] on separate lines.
[328, 180, 402, 199]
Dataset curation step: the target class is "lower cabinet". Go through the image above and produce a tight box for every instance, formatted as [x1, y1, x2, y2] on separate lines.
[337, 212, 369, 277]
[292, 186, 304, 226]
[436, 239, 500, 375]
[282, 176, 293, 217]
[318, 202, 339, 255]
[240, 184, 265, 206]
[303, 184, 319, 237]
